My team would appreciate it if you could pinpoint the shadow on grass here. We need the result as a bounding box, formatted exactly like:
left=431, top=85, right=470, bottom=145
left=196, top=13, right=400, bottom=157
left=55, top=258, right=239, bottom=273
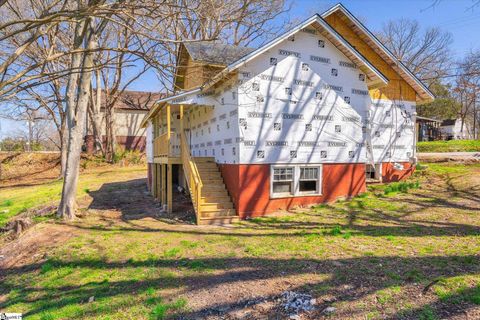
left=84, top=177, right=480, bottom=238
left=87, top=178, right=196, bottom=224
left=0, top=255, right=479, bottom=319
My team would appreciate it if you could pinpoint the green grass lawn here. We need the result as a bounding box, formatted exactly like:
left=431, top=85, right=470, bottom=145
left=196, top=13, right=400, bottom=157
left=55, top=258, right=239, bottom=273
left=1, top=162, right=479, bottom=319
left=417, top=139, right=480, bottom=152
left=0, top=166, right=146, bottom=227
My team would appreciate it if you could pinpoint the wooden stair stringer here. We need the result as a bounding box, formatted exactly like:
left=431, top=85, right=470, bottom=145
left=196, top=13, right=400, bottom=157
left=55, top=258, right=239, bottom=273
left=191, top=157, right=238, bottom=224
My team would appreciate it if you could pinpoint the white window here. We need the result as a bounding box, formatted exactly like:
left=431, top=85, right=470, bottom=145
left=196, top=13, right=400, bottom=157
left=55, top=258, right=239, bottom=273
left=272, top=167, right=295, bottom=196
left=299, top=167, right=320, bottom=194
left=271, top=165, right=322, bottom=198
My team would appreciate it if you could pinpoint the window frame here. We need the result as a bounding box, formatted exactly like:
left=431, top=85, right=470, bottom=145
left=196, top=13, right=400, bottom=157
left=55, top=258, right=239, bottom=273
left=271, top=165, right=295, bottom=198
left=270, top=164, right=323, bottom=198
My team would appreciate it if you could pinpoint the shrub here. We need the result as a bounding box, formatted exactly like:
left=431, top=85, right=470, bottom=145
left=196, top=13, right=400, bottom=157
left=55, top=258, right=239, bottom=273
left=384, top=181, right=420, bottom=195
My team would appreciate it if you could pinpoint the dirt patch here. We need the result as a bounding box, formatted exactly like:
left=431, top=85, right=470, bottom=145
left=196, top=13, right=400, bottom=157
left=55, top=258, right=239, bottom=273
left=0, top=152, right=60, bottom=188
left=0, top=152, right=146, bottom=189
left=0, top=222, right=78, bottom=270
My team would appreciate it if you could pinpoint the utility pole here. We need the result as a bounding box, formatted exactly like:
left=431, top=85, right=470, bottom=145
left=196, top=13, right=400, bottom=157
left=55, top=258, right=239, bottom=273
left=24, top=110, right=48, bottom=152
left=472, top=90, right=478, bottom=140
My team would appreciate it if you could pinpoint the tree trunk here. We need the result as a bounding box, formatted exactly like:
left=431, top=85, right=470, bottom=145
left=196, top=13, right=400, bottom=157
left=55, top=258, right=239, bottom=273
left=104, top=104, right=116, bottom=162
left=90, top=68, right=103, bottom=154
left=57, top=17, right=95, bottom=220
left=60, top=122, right=68, bottom=178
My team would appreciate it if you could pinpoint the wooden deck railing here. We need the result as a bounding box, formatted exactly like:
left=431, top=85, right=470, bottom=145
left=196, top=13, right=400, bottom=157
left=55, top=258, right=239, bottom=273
left=153, top=132, right=169, bottom=157
left=180, top=131, right=203, bottom=220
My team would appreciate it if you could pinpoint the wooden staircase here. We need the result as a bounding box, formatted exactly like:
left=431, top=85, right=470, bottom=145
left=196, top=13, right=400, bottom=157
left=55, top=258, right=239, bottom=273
left=180, top=132, right=238, bottom=225
left=193, top=158, right=239, bottom=225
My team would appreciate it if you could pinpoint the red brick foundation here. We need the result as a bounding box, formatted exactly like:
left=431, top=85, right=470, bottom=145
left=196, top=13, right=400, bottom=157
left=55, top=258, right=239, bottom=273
left=382, top=162, right=415, bottom=183
left=219, top=163, right=367, bottom=218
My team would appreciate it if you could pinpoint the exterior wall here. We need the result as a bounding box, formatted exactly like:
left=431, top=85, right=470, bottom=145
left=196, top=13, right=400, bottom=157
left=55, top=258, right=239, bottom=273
left=185, top=93, right=240, bottom=164
left=369, top=99, right=416, bottom=163
left=87, top=109, right=148, bottom=137
left=218, top=164, right=241, bottom=211
left=440, top=120, right=474, bottom=140
left=323, top=13, right=417, bottom=102
left=85, top=109, right=148, bottom=153
left=114, top=109, right=147, bottom=137
left=219, top=163, right=366, bottom=218
left=181, top=55, right=224, bottom=90
left=146, top=123, right=153, bottom=163
left=157, top=17, right=423, bottom=217
left=180, top=27, right=417, bottom=217
left=183, top=56, right=205, bottom=90
left=237, top=29, right=371, bottom=164
left=85, top=135, right=146, bottom=153
left=382, top=162, right=415, bottom=183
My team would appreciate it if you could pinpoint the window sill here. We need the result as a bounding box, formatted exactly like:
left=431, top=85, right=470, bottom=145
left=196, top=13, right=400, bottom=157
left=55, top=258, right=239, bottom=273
left=270, top=193, right=322, bottom=199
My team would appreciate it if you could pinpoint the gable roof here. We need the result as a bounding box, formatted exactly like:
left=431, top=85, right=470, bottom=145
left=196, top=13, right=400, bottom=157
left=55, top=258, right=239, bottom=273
left=143, top=4, right=437, bottom=126
left=184, top=41, right=255, bottom=66
left=203, top=13, right=389, bottom=91
left=321, top=3, right=435, bottom=103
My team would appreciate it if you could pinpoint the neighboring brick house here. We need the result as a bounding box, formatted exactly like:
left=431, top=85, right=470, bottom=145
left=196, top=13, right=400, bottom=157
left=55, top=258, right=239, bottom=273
left=85, top=90, right=163, bottom=153
left=141, top=3, right=434, bottom=224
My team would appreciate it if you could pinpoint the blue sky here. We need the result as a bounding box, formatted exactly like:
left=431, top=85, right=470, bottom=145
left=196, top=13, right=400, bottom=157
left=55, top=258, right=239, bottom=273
left=1, top=0, right=479, bottom=138
left=129, top=0, right=480, bottom=92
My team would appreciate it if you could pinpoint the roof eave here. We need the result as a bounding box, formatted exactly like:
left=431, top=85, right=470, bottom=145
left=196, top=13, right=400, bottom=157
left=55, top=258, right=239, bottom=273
left=321, top=4, right=435, bottom=102
left=140, top=88, right=202, bottom=128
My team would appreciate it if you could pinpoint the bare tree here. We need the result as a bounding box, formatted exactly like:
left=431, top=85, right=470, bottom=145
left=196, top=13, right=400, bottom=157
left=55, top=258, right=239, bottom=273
left=424, top=0, right=480, bottom=11
left=377, top=19, right=453, bottom=83
left=1, top=0, right=290, bottom=220
left=453, top=51, right=480, bottom=139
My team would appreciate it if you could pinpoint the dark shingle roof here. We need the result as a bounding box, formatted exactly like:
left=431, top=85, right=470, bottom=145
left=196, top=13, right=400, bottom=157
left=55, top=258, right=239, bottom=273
left=183, top=41, right=255, bottom=65
left=441, top=119, right=457, bottom=126
left=98, top=90, right=165, bottom=111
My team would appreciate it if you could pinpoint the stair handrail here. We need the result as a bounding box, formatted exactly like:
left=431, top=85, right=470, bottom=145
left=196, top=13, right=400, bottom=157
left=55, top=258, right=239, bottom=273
left=180, top=131, right=203, bottom=220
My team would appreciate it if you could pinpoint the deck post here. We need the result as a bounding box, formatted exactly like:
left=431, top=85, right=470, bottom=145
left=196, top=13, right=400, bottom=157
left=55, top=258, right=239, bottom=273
left=167, top=164, right=173, bottom=213
left=166, top=104, right=171, bottom=158
left=161, top=164, right=166, bottom=205
left=152, top=164, right=157, bottom=198
left=166, top=104, right=171, bottom=139
left=160, top=164, right=164, bottom=204
left=179, top=104, right=184, bottom=159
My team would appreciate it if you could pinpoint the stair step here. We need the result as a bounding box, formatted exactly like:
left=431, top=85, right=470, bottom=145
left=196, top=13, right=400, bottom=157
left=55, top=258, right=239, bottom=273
left=198, top=173, right=223, bottom=178
left=202, top=185, right=228, bottom=191
left=198, top=216, right=240, bottom=225
left=185, top=156, right=238, bottom=225
left=202, top=195, right=231, bottom=204
left=201, top=192, right=231, bottom=198
left=197, top=168, right=219, bottom=172
left=201, top=208, right=237, bottom=217
left=195, top=162, right=218, bottom=167
left=201, top=178, right=224, bottom=183
left=201, top=202, right=234, bottom=210
left=192, top=157, right=215, bottom=163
